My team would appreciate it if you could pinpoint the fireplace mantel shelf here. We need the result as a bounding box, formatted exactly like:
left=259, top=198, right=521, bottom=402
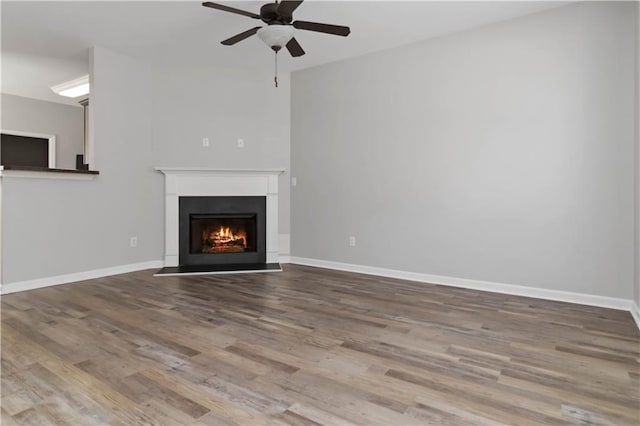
left=155, top=167, right=285, bottom=175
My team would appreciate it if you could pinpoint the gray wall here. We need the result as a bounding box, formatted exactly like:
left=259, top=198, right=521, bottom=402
left=151, top=65, right=291, bottom=241
left=291, top=2, right=636, bottom=299
left=1, top=93, right=83, bottom=169
left=635, top=1, right=640, bottom=308
left=1, top=46, right=160, bottom=285
left=0, top=47, right=292, bottom=285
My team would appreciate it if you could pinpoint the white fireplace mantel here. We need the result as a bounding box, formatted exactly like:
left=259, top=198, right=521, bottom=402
left=155, top=167, right=285, bottom=267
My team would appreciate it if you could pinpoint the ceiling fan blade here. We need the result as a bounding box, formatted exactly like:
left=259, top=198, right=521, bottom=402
left=202, top=2, right=260, bottom=19
left=286, top=37, right=305, bottom=57
left=221, top=26, right=261, bottom=45
left=277, top=0, right=303, bottom=17
left=292, top=20, right=350, bottom=36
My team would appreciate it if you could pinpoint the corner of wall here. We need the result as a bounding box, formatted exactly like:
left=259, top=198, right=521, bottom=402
left=635, top=1, right=640, bottom=308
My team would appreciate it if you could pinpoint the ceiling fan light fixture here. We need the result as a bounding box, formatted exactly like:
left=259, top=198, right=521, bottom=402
left=257, top=25, right=295, bottom=51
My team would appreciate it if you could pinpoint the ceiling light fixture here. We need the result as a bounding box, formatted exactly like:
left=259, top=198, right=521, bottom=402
left=50, top=75, right=90, bottom=98
left=256, top=25, right=295, bottom=52
left=256, top=25, right=295, bottom=88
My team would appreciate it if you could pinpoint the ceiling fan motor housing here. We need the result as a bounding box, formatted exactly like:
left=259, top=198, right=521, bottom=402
left=260, top=3, right=292, bottom=24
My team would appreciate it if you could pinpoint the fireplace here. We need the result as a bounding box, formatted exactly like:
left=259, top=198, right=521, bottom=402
left=179, top=196, right=266, bottom=266
left=155, top=168, right=284, bottom=275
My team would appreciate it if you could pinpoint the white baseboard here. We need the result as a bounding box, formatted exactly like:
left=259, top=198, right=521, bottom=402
left=2, top=256, right=286, bottom=295
left=631, top=302, right=640, bottom=331
left=289, top=256, right=637, bottom=316
left=279, top=255, right=291, bottom=264
left=3, top=255, right=637, bottom=331
left=0, top=260, right=164, bottom=295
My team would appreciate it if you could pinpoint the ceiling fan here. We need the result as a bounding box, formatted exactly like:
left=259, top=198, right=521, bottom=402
left=202, top=0, right=351, bottom=58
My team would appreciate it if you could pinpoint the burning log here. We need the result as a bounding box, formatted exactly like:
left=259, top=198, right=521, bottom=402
left=202, top=226, right=247, bottom=253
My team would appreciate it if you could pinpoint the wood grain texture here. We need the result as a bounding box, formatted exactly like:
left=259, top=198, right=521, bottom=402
left=1, top=264, right=638, bottom=425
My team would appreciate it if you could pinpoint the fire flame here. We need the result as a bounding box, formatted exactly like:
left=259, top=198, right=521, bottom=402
left=210, top=226, right=246, bottom=247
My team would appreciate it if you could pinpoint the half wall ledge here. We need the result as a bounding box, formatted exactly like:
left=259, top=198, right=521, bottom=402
left=0, top=165, right=99, bottom=180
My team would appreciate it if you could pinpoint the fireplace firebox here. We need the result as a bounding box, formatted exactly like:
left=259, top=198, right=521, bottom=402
left=179, top=196, right=266, bottom=265
left=190, top=214, right=257, bottom=254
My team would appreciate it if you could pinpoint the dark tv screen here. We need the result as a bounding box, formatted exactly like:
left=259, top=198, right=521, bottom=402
left=0, top=133, right=49, bottom=167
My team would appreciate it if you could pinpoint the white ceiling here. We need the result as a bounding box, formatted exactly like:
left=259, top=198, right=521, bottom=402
left=2, top=51, right=89, bottom=106
left=1, top=1, right=570, bottom=102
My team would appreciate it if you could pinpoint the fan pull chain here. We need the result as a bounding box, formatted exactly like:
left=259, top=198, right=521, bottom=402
left=274, top=51, right=279, bottom=88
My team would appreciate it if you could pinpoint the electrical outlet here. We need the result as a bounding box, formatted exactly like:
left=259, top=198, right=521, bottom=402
left=237, top=138, right=245, bottom=148
left=291, top=177, right=297, bottom=187
left=202, top=137, right=210, bottom=147
left=130, top=237, right=138, bottom=248
left=349, top=236, right=356, bottom=247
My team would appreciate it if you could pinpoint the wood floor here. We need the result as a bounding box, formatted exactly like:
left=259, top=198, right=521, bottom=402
left=1, top=264, right=638, bottom=425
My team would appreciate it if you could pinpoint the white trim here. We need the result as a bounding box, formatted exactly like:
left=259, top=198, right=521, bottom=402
left=289, top=256, right=635, bottom=313
left=155, top=167, right=286, bottom=175
left=279, top=255, right=291, bottom=264
left=631, top=302, right=640, bottom=331
left=0, top=166, right=97, bottom=180
left=1, top=129, right=56, bottom=168
left=87, top=49, right=96, bottom=169
left=154, top=268, right=282, bottom=277
left=0, top=260, right=163, bottom=295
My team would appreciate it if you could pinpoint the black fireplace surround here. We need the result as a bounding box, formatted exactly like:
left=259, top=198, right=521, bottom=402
left=179, top=196, right=266, bottom=266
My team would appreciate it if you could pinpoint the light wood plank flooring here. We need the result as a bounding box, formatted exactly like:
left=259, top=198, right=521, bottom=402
left=1, top=264, right=639, bottom=425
